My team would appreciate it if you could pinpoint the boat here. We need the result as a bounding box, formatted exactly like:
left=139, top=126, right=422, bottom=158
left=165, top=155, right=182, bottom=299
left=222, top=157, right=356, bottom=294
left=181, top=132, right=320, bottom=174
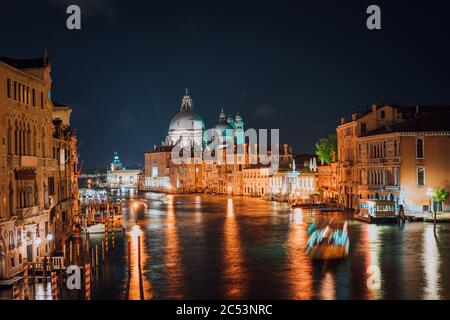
left=291, top=202, right=324, bottom=209
left=354, top=199, right=398, bottom=224
left=81, top=223, right=124, bottom=234
left=305, top=221, right=349, bottom=260
left=320, top=207, right=344, bottom=212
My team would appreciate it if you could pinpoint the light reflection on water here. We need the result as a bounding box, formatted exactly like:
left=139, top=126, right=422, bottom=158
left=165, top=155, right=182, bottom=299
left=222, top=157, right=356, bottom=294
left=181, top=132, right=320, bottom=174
left=2, top=193, right=450, bottom=300
left=222, top=197, right=247, bottom=299
left=286, top=208, right=313, bottom=299
left=422, top=226, right=441, bottom=300
left=163, top=194, right=184, bottom=299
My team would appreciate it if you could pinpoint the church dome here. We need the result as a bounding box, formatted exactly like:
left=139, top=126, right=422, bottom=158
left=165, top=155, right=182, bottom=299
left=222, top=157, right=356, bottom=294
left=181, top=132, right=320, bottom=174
left=166, top=89, right=206, bottom=147
left=215, top=109, right=233, bottom=133
left=169, top=110, right=205, bottom=132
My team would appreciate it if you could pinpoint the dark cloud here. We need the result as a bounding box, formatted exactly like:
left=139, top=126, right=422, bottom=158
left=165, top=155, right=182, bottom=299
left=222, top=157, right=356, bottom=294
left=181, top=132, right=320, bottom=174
left=252, top=103, right=277, bottom=120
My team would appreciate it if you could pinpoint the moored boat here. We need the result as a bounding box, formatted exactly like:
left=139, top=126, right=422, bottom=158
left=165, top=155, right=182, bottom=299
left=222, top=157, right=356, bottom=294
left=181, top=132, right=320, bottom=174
left=354, top=199, right=398, bottom=224
left=81, top=223, right=124, bottom=234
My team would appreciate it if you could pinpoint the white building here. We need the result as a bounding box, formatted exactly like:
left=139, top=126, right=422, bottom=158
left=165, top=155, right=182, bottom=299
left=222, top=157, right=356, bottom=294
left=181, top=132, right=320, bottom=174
left=106, top=152, right=140, bottom=191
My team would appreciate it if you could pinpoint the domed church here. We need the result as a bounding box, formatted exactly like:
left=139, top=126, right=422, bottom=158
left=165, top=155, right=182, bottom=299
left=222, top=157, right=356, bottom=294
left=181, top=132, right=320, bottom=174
left=163, top=90, right=244, bottom=148
left=164, top=89, right=206, bottom=148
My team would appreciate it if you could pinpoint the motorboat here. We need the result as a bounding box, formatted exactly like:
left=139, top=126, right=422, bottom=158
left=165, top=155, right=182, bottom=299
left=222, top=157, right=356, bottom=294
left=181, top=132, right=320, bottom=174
left=305, top=221, right=349, bottom=260
left=354, top=199, right=398, bottom=224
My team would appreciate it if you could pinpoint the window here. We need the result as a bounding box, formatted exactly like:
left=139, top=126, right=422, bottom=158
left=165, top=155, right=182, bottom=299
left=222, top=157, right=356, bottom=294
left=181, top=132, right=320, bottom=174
left=14, top=81, right=17, bottom=100
left=417, top=167, right=425, bottom=186
left=381, top=110, right=385, bottom=119
left=11, top=257, right=15, bottom=268
left=361, top=123, right=367, bottom=135
left=40, top=92, right=44, bottom=109
left=9, top=231, right=15, bottom=249
left=32, top=88, right=36, bottom=106
left=7, top=78, right=11, bottom=98
left=48, top=177, right=55, bottom=195
left=416, top=138, right=424, bottom=159
left=17, top=229, right=22, bottom=247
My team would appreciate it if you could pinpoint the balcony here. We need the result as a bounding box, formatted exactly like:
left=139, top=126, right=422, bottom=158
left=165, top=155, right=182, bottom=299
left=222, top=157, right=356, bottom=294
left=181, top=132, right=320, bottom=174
left=7, top=155, right=38, bottom=168
left=21, top=156, right=38, bottom=167
left=17, top=206, right=39, bottom=219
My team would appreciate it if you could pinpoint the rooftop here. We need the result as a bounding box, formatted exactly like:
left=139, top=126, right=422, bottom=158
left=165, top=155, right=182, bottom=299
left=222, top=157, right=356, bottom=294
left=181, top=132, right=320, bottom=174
left=0, top=56, right=49, bottom=69
left=363, top=110, right=450, bottom=136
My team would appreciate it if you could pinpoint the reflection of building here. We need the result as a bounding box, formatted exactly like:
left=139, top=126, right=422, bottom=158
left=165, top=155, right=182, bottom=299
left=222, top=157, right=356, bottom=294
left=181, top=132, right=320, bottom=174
left=337, top=104, right=450, bottom=212
left=106, top=152, right=141, bottom=190
left=0, top=54, right=78, bottom=279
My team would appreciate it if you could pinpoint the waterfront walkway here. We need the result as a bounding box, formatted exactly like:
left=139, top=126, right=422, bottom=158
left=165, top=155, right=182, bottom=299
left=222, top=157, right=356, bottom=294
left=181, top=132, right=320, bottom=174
left=406, top=212, right=450, bottom=223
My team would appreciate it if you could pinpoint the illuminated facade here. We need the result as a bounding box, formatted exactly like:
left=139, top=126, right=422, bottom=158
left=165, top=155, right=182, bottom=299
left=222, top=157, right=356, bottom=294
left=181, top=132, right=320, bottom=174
left=106, top=152, right=141, bottom=190
left=144, top=91, right=246, bottom=194
left=317, top=162, right=339, bottom=202
left=338, top=104, right=450, bottom=212
left=0, top=55, right=78, bottom=279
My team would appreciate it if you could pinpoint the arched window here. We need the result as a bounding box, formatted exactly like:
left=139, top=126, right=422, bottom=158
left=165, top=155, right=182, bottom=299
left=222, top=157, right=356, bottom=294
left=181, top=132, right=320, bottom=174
left=394, top=140, right=398, bottom=157
left=26, top=124, right=31, bottom=155
left=416, top=138, right=424, bottom=159
left=14, top=120, right=18, bottom=155
left=417, top=167, right=425, bottom=186
left=33, top=126, right=37, bottom=156
left=7, top=120, right=12, bottom=155
left=41, top=128, right=46, bottom=158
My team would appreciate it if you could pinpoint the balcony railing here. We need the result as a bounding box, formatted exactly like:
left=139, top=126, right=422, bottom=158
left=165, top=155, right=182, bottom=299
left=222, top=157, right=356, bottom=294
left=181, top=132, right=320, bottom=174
left=17, top=206, right=39, bottom=219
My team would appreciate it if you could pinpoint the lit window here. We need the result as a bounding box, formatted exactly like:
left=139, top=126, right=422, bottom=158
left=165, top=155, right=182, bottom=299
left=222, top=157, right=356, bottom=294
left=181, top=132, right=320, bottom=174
left=417, top=167, right=425, bottom=186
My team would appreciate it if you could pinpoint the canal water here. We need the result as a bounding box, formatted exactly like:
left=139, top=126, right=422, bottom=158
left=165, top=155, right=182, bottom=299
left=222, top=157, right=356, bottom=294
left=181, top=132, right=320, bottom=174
left=2, top=192, right=450, bottom=300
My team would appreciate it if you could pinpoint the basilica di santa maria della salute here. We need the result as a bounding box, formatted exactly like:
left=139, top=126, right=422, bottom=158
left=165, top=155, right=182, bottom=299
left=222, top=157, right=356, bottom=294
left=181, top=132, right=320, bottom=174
left=144, top=90, right=251, bottom=195
left=162, top=89, right=244, bottom=149
left=143, top=90, right=306, bottom=197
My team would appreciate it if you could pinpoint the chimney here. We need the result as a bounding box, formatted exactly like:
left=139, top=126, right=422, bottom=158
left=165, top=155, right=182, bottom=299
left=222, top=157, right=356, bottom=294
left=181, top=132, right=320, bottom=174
left=416, top=105, right=420, bottom=114
left=371, top=104, right=377, bottom=112
left=340, top=117, right=345, bottom=125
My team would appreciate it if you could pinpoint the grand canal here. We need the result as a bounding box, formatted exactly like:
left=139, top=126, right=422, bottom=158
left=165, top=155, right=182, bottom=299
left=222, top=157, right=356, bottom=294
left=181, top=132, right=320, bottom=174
left=2, top=192, right=450, bottom=300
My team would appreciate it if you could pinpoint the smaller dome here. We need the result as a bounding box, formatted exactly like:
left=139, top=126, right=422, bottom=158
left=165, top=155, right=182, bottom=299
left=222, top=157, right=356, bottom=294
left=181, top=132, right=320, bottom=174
left=235, top=112, right=243, bottom=123
left=215, top=108, right=233, bottom=133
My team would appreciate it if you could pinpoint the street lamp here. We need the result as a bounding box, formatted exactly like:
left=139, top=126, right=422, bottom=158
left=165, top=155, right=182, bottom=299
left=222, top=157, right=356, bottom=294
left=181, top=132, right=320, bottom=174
left=427, top=188, right=433, bottom=213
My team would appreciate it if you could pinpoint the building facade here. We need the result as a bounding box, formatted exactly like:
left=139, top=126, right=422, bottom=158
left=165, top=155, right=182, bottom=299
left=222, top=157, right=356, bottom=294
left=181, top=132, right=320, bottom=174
left=337, top=104, right=450, bottom=212
left=0, top=55, right=78, bottom=279
left=106, top=152, right=141, bottom=191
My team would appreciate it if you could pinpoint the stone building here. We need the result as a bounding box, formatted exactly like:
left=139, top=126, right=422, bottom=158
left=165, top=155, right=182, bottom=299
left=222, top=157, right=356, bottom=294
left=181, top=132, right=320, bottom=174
left=337, top=104, right=450, bottom=212
left=0, top=54, right=78, bottom=279
left=144, top=91, right=246, bottom=194
left=317, top=162, right=339, bottom=202
left=106, top=152, right=141, bottom=191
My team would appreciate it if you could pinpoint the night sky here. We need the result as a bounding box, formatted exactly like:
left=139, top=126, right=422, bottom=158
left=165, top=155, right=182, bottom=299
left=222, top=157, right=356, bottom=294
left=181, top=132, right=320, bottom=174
left=1, top=0, right=450, bottom=169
